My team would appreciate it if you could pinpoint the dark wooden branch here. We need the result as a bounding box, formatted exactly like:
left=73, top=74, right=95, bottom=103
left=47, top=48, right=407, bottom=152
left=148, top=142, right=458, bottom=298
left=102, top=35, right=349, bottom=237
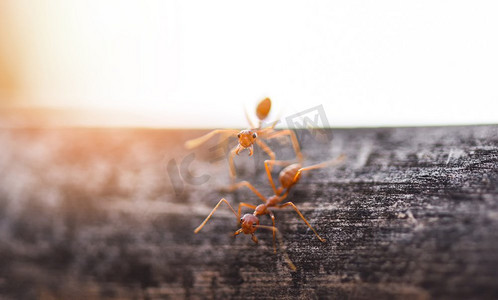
left=0, top=125, right=497, bottom=299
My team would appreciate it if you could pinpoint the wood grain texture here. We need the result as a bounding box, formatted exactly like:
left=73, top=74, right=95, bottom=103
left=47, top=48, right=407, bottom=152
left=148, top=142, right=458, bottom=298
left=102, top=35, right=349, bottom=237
left=0, top=125, right=497, bottom=299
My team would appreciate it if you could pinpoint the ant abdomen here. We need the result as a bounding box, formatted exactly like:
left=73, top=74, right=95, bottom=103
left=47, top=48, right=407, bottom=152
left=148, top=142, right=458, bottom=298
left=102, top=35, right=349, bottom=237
left=279, top=163, right=302, bottom=189
left=256, top=97, right=271, bottom=120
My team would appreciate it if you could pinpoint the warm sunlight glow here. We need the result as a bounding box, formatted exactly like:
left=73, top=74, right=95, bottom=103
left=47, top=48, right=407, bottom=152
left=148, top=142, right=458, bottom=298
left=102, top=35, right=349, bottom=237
left=7, top=1, right=177, bottom=109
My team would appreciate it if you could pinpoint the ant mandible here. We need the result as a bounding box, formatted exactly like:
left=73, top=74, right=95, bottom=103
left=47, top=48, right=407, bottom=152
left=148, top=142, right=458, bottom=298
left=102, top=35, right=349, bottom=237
left=184, top=97, right=303, bottom=179
left=193, top=154, right=346, bottom=252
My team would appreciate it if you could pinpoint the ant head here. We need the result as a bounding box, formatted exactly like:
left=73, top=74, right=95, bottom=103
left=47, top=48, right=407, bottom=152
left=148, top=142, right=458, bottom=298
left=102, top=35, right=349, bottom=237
left=239, top=214, right=260, bottom=235
left=236, top=130, right=257, bottom=153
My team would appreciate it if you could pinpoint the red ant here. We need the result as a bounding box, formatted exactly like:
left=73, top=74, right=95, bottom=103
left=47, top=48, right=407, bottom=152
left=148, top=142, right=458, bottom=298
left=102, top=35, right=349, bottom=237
left=193, top=154, right=346, bottom=252
left=184, top=97, right=303, bottom=179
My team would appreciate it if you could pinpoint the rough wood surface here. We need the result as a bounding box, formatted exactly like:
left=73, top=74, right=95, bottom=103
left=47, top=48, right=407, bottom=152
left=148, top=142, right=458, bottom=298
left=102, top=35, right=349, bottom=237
left=0, top=125, right=497, bottom=299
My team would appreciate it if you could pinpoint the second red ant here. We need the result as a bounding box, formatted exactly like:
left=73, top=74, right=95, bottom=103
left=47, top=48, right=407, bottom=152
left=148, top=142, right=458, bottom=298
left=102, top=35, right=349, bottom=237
left=194, top=154, right=346, bottom=252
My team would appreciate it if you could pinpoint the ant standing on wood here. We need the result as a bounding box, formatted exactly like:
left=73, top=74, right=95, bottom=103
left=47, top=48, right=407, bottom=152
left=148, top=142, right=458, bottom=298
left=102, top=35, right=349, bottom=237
left=193, top=154, right=346, bottom=252
left=184, top=98, right=304, bottom=179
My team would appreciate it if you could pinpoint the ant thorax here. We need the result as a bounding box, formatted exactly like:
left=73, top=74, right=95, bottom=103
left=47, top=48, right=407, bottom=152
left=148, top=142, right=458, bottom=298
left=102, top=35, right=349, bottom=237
left=267, top=195, right=280, bottom=207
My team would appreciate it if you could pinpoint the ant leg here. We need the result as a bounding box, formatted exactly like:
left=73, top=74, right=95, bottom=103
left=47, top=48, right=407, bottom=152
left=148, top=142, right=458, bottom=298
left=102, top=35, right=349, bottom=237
left=194, top=198, right=237, bottom=234
left=265, top=159, right=294, bottom=167
left=269, top=210, right=277, bottom=253
left=185, top=129, right=239, bottom=149
left=265, top=129, right=303, bottom=164
left=264, top=159, right=298, bottom=197
left=264, top=160, right=290, bottom=196
left=255, top=139, right=277, bottom=173
left=269, top=118, right=280, bottom=129
left=290, top=154, right=347, bottom=185
left=226, top=181, right=266, bottom=203
left=228, top=145, right=239, bottom=181
left=255, top=139, right=276, bottom=162
left=237, top=202, right=257, bottom=220
left=255, top=224, right=297, bottom=271
left=259, top=118, right=280, bottom=130
left=244, top=106, right=256, bottom=128
left=278, top=202, right=326, bottom=242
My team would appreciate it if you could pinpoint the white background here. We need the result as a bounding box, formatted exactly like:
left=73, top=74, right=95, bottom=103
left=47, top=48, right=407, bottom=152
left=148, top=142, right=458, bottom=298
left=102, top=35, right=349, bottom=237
left=3, top=1, right=498, bottom=128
